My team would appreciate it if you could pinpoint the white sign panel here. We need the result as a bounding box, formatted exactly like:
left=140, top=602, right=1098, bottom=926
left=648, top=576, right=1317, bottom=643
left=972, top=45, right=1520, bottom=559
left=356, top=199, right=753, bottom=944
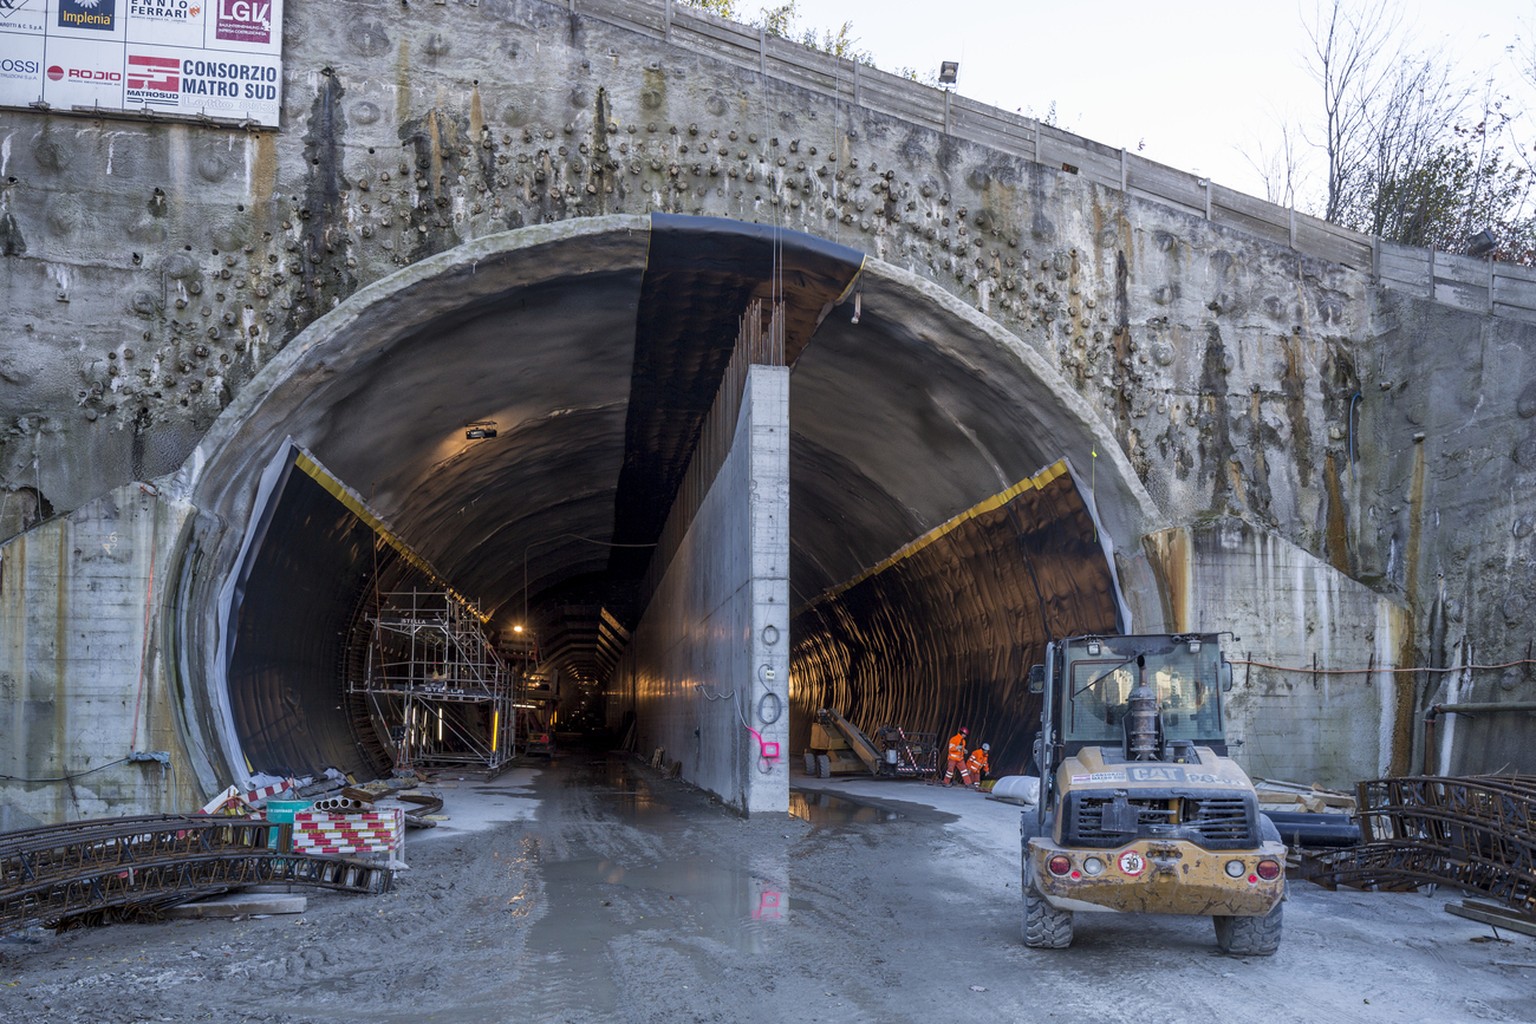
left=0, top=0, right=284, bottom=127
left=43, top=35, right=122, bottom=109
left=0, top=0, right=48, bottom=36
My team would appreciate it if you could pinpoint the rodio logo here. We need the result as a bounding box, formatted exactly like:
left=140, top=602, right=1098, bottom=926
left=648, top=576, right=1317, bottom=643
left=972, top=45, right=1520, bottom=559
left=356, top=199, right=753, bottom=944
left=47, top=64, right=122, bottom=84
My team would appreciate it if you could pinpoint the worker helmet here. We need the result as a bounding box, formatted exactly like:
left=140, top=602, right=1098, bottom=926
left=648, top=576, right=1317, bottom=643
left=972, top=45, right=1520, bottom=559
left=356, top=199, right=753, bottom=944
left=982, top=743, right=990, bottom=751
left=960, top=726, right=968, bottom=735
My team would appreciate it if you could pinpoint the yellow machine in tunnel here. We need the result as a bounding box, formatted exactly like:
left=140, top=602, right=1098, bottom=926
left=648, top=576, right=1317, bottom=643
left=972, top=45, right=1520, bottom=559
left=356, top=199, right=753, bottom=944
left=804, top=708, right=937, bottom=779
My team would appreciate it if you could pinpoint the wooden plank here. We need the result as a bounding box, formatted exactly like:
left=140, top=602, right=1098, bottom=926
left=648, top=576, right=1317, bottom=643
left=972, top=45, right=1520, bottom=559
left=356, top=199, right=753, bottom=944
left=1378, top=250, right=1432, bottom=289
left=678, top=15, right=761, bottom=57
left=1216, top=187, right=1290, bottom=224
left=1125, top=162, right=1205, bottom=215
left=949, top=102, right=1041, bottom=155
left=1434, top=253, right=1493, bottom=287
left=1294, top=221, right=1371, bottom=270
left=860, top=83, right=944, bottom=133
left=1211, top=203, right=1291, bottom=249
left=577, top=0, right=668, bottom=34
left=1491, top=302, right=1536, bottom=323
left=1050, top=144, right=1121, bottom=186
left=1446, top=901, right=1536, bottom=937
left=1492, top=274, right=1536, bottom=308
left=1433, top=279, right=1489, bottom=312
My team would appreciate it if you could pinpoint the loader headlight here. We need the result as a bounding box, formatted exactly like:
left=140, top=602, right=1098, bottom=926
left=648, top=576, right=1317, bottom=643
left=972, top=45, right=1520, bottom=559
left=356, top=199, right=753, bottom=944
left=1082, top=857, right=1105, bottom=877
left=1224, top=859, right=1245, bottom=878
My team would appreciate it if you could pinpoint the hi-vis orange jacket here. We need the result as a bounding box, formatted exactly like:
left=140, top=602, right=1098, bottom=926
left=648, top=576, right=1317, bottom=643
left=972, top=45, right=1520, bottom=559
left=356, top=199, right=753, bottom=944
left=947, top=732, right=968, bottom=761
left=966, top=747, right=990, bottom=777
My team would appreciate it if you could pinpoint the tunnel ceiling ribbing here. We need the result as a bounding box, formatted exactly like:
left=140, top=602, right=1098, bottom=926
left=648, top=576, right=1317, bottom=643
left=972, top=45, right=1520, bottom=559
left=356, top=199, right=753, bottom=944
left=790, top=461, right=1121, bottom=778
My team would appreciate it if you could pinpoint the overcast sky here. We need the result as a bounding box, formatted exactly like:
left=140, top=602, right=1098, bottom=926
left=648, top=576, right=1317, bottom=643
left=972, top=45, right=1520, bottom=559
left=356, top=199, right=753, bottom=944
left=797, top=0, right=1535, bottom=205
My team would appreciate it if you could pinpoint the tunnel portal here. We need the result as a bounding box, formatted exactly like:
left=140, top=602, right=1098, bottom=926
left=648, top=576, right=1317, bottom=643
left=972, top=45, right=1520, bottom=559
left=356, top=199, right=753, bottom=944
left=188, top=214, right=1144, bottom=809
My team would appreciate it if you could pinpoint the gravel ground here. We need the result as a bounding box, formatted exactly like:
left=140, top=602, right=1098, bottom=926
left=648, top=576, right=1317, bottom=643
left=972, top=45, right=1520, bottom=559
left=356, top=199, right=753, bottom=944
left=2, top=752, right=1532, bottom=1023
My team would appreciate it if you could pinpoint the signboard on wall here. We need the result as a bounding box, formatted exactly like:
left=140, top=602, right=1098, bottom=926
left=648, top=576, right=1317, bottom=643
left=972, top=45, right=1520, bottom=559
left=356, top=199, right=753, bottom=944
left=0, top=0, right=284, bottom=127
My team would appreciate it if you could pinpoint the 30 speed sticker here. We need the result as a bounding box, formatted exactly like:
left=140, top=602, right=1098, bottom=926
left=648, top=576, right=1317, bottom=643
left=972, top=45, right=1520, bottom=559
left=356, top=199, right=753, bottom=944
left=1118, top=850, right=1146, bottom=876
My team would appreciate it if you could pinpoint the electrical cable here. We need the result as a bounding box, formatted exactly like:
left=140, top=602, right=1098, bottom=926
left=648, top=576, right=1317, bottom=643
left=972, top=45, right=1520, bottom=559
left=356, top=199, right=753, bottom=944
left=1230, top=657, right=1536, bottom=676
left=1, top=757, right=134, bottom=783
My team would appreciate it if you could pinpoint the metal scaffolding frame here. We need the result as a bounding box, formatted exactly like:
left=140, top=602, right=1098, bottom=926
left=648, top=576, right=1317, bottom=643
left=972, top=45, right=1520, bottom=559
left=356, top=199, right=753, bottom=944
left=351, top=589, right=516, bottom=775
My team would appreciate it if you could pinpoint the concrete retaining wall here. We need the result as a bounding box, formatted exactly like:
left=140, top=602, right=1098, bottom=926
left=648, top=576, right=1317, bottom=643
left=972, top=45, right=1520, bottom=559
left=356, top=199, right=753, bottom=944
left=0, top=485, right=203, bottom=827
left=1141, top=520, right=1412, bottom=790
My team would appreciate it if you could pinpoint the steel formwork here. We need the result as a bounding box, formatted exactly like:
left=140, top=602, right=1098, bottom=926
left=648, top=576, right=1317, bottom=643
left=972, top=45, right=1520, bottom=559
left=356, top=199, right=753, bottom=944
left=1309, top=775, right=1536, bottom=919
left=0, top=815, right=393, bottom=935
left=352, top=589, right=517, bottom=774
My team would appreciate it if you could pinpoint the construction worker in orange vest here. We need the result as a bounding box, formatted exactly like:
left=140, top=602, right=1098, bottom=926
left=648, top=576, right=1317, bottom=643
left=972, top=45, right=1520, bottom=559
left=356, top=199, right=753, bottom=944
left=942, top=727, right=971, bottom=786
left=966, top=742, right=991, bottom=789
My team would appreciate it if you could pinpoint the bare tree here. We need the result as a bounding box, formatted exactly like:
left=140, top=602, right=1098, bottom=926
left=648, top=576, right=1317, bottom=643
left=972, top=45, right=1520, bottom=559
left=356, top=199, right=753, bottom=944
left=1244, top=121, right=1306, bottom=209
left=1289, top=0, right=1536, bottom=260
left=1303, top=0, right=1404, bottom=222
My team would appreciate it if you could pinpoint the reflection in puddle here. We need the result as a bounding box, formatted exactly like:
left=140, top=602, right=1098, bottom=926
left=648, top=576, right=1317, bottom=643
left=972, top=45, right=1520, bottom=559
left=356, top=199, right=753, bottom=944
left=789, top=789, right=903, bottom=824
left=540, top=854, right=785, bottom=954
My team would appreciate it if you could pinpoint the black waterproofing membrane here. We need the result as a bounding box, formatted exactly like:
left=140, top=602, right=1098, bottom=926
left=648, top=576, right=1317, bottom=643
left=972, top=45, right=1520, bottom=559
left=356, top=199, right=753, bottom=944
left=608, top=214, right=864, bottom=576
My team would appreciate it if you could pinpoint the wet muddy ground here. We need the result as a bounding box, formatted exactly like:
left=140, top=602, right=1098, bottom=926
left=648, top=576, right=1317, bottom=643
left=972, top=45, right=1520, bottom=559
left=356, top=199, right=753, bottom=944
left=2, top=752, right=1532, bottom=1023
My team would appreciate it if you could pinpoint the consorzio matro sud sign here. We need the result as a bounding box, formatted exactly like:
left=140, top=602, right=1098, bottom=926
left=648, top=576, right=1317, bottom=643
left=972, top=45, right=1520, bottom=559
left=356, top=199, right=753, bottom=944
left=0, top=0, right=284, bottom=128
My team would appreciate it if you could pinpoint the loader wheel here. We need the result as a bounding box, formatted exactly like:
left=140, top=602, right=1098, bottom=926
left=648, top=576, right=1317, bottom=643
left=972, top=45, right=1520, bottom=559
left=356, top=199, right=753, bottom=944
left=1214, top=901, right=1283, bottom=956
left=1022, top=873, right=1073, bottom=949
left=816, top=754, right=831, bottom=778
left=804, top=751, right=816, bottom=776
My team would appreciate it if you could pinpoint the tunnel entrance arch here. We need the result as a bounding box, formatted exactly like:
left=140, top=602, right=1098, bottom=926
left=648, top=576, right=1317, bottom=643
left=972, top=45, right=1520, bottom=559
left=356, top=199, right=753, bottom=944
left=171, top=214, right=1162, bottom=804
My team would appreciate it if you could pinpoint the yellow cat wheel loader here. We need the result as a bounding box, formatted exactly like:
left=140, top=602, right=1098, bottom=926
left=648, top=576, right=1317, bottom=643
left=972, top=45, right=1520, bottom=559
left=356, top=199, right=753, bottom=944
left=1021, top=632, right=1286, bottom=956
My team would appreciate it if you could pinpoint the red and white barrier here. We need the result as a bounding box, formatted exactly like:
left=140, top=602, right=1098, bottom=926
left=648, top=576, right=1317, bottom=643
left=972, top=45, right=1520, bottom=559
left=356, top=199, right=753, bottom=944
left=198, top=777, right=300, bottom=816
left=292, top=808, right=405, bottom=867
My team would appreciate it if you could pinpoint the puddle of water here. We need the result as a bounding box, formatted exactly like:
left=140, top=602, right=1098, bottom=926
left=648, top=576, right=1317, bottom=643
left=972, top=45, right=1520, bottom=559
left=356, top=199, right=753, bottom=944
left=536, top=854, right=784, bottom=955
left=788, top=789, right=903, bottom=825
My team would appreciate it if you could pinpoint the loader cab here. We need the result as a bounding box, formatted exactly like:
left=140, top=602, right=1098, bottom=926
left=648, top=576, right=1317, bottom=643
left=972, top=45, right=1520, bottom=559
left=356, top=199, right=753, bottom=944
left=1029, top=633, right=1234, bottom=807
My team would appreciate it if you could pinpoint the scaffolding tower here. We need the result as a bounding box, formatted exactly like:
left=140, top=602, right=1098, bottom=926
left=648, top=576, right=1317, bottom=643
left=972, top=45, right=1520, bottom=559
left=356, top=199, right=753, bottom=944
left=351, top=589, right=516, bottom=776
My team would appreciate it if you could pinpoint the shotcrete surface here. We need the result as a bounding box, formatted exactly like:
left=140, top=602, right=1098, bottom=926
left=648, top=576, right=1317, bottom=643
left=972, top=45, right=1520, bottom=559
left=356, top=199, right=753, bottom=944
left=0, top=753, right=1527, bottom=1023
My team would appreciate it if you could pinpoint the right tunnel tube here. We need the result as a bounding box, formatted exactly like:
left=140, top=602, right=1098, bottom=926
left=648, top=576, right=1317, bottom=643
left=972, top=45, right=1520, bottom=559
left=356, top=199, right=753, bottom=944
left=789, top=458, right=1126, bottom=778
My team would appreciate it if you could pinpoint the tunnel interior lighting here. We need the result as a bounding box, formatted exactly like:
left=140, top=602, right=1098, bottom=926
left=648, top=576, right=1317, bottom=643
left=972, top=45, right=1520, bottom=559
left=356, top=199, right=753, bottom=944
left=938, top=61, right=959, bottom=85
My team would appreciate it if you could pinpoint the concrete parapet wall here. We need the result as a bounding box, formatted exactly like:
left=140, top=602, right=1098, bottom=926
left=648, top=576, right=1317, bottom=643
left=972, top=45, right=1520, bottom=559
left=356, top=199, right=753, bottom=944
left=626, top=366, right=789, bottom=813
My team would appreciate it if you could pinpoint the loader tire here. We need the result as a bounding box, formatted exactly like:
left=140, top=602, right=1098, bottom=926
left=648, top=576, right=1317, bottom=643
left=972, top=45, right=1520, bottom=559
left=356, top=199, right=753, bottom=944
left=816, top=754, right=831, bottom=779
left=804, top=751, right=816, bottom=775
left=1214, top=901, right=1283, bottom=956
left=1022, top=873, right=1073, bottom=949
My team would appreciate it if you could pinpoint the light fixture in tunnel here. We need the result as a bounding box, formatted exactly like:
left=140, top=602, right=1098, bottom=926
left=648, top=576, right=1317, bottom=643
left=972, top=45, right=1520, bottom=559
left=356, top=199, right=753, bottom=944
left=465, top=420, right=498, bottom=439
left=939, top=60, right=959, bottom=85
